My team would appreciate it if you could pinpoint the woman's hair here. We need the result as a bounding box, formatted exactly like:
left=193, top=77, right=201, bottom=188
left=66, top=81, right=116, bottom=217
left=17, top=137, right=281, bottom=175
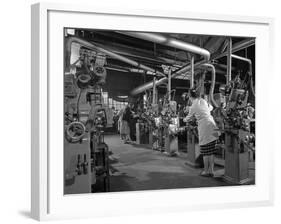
left=189, top=88, right=199, bottom=98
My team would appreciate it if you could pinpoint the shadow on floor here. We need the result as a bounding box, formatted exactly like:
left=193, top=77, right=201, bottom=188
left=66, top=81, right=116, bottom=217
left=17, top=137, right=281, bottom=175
left=109, top=169, right=233, bottom=192
left=110, top=173, right=138, bottom=192
left=18, top=210, right=32, bottom=219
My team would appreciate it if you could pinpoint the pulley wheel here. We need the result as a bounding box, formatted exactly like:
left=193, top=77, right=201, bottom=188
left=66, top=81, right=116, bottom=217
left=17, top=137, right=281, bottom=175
left=66, top=121, right=86, bottom=143
left=93, top=65, right=106, bottom=77
left=77, top=74, right=91, bottom=83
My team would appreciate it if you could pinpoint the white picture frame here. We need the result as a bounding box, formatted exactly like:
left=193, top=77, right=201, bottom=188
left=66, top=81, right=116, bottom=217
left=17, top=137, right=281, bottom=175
left=31, top=2, right=275, bottom=221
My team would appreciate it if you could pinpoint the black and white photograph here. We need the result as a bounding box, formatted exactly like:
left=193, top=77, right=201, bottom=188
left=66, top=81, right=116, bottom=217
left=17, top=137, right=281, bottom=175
left=63, top=28, right=255, bottom=194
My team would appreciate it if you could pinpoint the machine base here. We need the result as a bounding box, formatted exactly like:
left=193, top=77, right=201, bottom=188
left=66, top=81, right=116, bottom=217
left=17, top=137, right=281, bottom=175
left=223, top=175, right=253, bottom=185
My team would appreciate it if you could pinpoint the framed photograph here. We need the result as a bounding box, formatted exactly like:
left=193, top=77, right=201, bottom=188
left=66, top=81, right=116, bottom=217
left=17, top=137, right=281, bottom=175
left=31, top=2, right=274, bottom=221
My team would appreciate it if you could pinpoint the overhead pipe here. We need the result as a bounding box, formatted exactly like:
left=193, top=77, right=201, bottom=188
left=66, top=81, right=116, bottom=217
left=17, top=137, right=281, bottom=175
left=130, top=59, right=210, bottom=95
left=128, top=32, right=211, bottom=95
left=65, top=36, right=165, bottom=77
left=231, top=54, right=255, bottom=97
left=94, top=41, right=182, bottom=66
left=201, top=63, right=218, bottom=108
left=118, top=32, right=211, bottom=61
left=231, top=54, right=252, bottom=74
left=130, top=38, right=255, bottom=95
left=198, top=71, right=206, bottom=97
left=131, top=62, right=195, bottom=95
left=214, top=63, right=236, bottom=71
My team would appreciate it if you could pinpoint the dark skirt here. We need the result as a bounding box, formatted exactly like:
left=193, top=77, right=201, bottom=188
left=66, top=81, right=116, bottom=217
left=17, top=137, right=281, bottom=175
left=200, top=140, right=217, bottom=156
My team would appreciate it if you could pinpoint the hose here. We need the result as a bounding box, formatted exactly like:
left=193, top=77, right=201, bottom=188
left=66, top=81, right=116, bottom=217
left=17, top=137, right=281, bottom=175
left=249, top=75, right=255, bottom=98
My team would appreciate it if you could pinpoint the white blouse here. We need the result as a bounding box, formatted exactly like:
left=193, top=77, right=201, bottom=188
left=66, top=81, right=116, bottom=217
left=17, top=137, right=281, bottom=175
left=184, top=98, right=219, bottom=146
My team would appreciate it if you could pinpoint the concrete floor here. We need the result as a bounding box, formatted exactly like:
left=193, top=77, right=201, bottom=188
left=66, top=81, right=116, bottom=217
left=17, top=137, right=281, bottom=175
left=105, top=134, right=250, bottom=192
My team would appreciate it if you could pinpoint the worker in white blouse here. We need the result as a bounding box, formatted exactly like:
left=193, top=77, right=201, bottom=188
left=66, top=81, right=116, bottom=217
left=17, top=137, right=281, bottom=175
left=183, top=89, right=220, bottom=177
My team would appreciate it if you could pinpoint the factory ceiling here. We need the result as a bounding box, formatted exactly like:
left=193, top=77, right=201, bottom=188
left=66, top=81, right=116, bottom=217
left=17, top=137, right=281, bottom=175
left=66, top=28, right=255, bottom=99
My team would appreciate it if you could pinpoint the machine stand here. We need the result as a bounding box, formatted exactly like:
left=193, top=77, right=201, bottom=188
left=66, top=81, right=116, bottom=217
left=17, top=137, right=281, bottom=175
left=136, top=122, right=150, bottom=145
left=164, top=127, right=179, bottom=156
left=223, top=129, right=253, bottom=185
left=185, top=129, right=203, bottom=167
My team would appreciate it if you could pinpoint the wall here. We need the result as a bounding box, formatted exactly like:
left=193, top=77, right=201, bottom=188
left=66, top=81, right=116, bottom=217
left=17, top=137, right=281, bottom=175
left=0, top=0, right=279, bottom=223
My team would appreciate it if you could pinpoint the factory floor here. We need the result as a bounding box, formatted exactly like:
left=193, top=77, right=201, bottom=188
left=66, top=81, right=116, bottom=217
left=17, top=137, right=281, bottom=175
left=105, top=134, right=255, bottom=192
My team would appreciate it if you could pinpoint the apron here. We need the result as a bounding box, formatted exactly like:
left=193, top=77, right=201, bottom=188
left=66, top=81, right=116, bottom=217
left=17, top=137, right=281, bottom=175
left=197, top=116, right=218, bottom=146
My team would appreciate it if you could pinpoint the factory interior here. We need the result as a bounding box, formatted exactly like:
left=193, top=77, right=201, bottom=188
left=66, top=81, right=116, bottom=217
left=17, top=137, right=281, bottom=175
left=64, top=28, right=255, bottom=194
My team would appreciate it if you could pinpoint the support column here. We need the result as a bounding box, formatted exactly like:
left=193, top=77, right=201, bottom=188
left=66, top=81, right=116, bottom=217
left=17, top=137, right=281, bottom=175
left=168, top=68, right=171, bottom=101
left=190, top=56, right=194, bottom=89
left=152, top=76, right=156, bottom=104
left=226, top=37, right=232, bottom=85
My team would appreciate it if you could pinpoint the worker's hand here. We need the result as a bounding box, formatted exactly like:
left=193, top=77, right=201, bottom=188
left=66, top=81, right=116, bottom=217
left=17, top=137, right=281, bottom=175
left=212, top=131, right=220, bottom=138
left=184, top=106, right=189, bottom=114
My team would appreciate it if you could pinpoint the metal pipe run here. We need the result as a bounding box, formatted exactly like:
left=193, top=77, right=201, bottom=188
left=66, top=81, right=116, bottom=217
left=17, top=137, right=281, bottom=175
left=231, top=54, right=255, bottom=97
left=201, top=63, right=218, bottom=108
left=118, top=32, right=211, bottom=61
left=231, top=54, right=252, bottom=73
left=65, top=36, right=165, bottom=76
left=130, top=38, right=255, bottom=95
left=130, top=59, right=209, bottom=95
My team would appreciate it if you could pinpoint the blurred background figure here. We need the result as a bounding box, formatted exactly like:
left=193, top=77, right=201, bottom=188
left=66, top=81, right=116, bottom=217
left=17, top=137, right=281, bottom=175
left=118, top=105, right=132, bottom=143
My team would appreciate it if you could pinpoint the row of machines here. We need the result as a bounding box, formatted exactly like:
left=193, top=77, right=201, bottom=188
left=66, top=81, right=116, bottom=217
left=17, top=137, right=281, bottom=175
left=136, top=64, right=255, bottom=185
left=64, top=43, right=110, bottom=194
left=139, top=96, right=180, bottom=156
left=136, top=67, right=180, bottom=156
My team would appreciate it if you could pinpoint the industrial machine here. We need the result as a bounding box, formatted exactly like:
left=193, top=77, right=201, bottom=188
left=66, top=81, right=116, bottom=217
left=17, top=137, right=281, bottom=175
left=219, top=72, right=255, bottom=184
left=64, top=37, right=110, bottom=194
left=184, top=118, right=203, bottom=167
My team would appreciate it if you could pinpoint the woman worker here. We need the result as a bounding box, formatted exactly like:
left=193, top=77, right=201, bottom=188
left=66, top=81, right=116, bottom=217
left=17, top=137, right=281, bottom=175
left=118, top=105, right=132, bottom=144
left=183, top=89, right=220, bottom=177
left=117, top=107, right=125, bottom=140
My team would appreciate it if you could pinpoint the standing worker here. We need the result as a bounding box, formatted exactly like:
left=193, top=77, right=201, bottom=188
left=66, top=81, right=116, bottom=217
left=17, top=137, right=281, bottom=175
left=117, top=107, right=125, bottom=140
left=183, top=89, right=220, bottom=177
left=119, top=105, right=132, bottom=144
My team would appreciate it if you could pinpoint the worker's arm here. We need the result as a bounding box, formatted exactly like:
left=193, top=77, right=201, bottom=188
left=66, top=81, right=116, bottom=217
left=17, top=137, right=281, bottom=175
left=117, top=109, right=123, bottom=117
left=208, top=102, right=213, bottom=112
left=183, top=105, right=196, bottom=123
